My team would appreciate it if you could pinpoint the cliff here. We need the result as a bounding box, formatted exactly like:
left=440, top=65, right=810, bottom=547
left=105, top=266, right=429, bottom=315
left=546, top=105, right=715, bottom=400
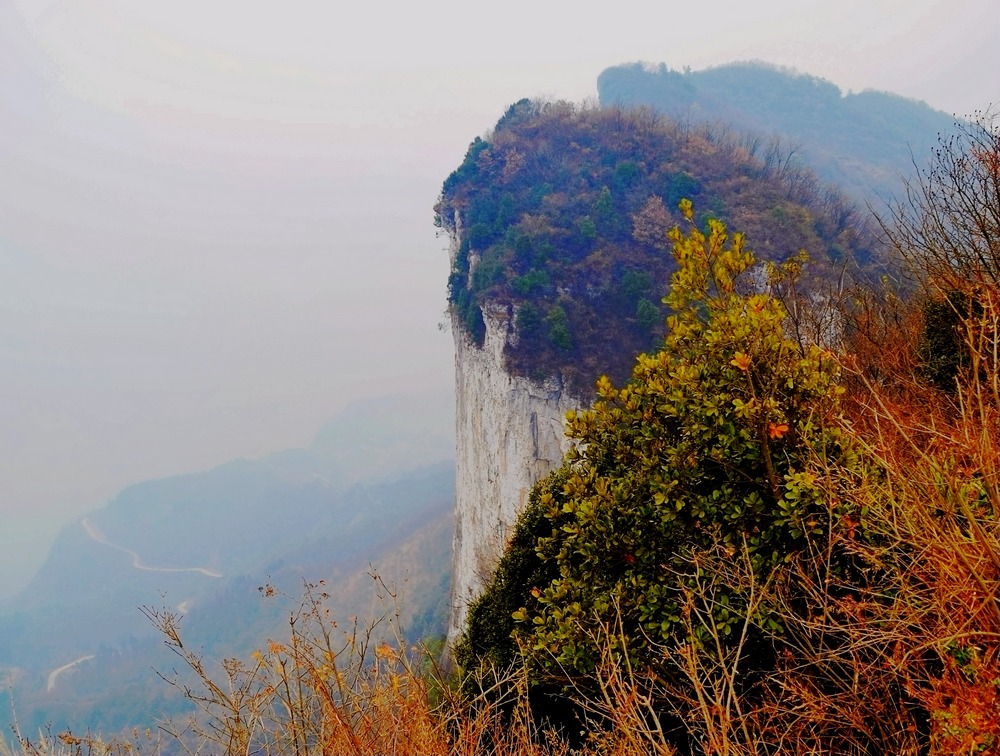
left=438, top=99, right=881, bottom=652
left=446, top=228, right=578, bottom=647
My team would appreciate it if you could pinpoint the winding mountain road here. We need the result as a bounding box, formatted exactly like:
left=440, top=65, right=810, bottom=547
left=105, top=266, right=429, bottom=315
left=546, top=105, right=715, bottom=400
left=45, top=520, right=220, bottom=693
left=46, top=654, right=94, bottom=692
left=81, top=517, right=222, bottom=577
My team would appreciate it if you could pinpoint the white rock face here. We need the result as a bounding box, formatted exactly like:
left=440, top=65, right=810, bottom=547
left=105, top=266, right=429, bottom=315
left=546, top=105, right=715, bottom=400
left=445, top=234, right=580, bottom=650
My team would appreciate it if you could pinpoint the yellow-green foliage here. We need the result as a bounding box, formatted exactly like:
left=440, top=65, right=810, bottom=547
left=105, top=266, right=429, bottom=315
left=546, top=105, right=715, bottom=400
left=508, top=201, right=863, bottom=678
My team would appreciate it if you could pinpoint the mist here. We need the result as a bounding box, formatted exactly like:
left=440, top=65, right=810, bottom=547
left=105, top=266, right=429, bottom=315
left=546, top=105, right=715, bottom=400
left=1, top=0, right=997, bottom=599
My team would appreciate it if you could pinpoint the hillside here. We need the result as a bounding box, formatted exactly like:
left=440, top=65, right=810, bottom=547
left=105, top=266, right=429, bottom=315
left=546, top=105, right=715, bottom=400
left=597, top=61, right=959, bottom=204
left=0, top=392, right=455, bottom=736
left=436, top=99, right=878, bottom=400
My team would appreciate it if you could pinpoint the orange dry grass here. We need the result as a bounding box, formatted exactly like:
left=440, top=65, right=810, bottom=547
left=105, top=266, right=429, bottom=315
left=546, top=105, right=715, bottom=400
left=836, top=288, right=1000, bottom=755
left=147, top=581, right=641, bottom=756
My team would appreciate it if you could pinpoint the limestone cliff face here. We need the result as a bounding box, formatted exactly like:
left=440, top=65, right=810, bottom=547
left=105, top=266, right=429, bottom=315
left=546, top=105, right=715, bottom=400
left=445, top=235, right=579, bottom=649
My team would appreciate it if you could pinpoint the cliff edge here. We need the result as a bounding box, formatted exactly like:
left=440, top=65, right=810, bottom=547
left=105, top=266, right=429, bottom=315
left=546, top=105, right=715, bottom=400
left=445, top=224, right=577, bottom=648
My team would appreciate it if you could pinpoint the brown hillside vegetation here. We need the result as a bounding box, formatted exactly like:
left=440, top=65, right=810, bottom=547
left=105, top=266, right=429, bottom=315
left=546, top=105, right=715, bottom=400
left=436, top=100, right=876, bottom=400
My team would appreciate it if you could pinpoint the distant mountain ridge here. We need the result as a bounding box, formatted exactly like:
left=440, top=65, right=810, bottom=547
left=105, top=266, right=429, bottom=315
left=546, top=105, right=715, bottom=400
left=598, top=61, right=960, bottom=203
left=0, top=391, right=455, bottom=735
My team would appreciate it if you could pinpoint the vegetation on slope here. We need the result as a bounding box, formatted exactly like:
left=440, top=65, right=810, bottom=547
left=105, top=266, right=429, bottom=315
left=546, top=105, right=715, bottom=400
left=436, top=99, right=875, bottom=400
left=460, top=202, right=864, bottom=682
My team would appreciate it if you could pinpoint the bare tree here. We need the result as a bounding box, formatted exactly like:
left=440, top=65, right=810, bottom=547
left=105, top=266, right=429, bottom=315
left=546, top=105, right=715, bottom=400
left=882, top=109, right=1000, bottom=289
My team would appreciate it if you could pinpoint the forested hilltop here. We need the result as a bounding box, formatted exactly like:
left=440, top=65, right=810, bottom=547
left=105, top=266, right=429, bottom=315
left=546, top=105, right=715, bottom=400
left=598, top=61, right=958, bottom=202
left=436, top=99, right=876, bottom=399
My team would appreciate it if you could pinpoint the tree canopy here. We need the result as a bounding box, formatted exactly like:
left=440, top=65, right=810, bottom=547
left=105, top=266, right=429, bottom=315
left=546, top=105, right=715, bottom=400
left=437, top=100, right=876, bottom=400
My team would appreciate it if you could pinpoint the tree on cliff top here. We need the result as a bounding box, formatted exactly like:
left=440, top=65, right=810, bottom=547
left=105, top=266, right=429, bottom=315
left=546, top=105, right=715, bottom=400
left=436, top=100, right=876, bottom=401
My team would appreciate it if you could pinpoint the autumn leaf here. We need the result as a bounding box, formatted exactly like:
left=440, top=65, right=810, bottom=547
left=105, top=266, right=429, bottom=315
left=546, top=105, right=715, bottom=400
left=768, top=422, right=790, bottom=439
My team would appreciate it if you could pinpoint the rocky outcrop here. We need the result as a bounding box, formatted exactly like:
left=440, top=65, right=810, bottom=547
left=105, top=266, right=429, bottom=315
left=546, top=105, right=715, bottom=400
left=445, top=234, right=579, bottom=649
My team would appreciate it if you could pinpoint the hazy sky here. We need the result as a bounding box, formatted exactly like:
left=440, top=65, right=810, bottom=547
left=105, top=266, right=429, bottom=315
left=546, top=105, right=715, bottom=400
left=1, top=0, right=997, bottom=599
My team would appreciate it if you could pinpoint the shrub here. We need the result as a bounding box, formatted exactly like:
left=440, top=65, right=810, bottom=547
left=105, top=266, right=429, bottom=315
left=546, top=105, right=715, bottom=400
left=512, top=202, right=862, bottom=681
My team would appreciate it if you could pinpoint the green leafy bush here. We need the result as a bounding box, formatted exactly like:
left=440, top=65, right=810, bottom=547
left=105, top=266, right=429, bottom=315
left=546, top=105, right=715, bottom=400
left=544, top=305, right=572, bottom=352
left=524, top=204, right=862, bottom=674
left=464, top=205, right=866, bottom=702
